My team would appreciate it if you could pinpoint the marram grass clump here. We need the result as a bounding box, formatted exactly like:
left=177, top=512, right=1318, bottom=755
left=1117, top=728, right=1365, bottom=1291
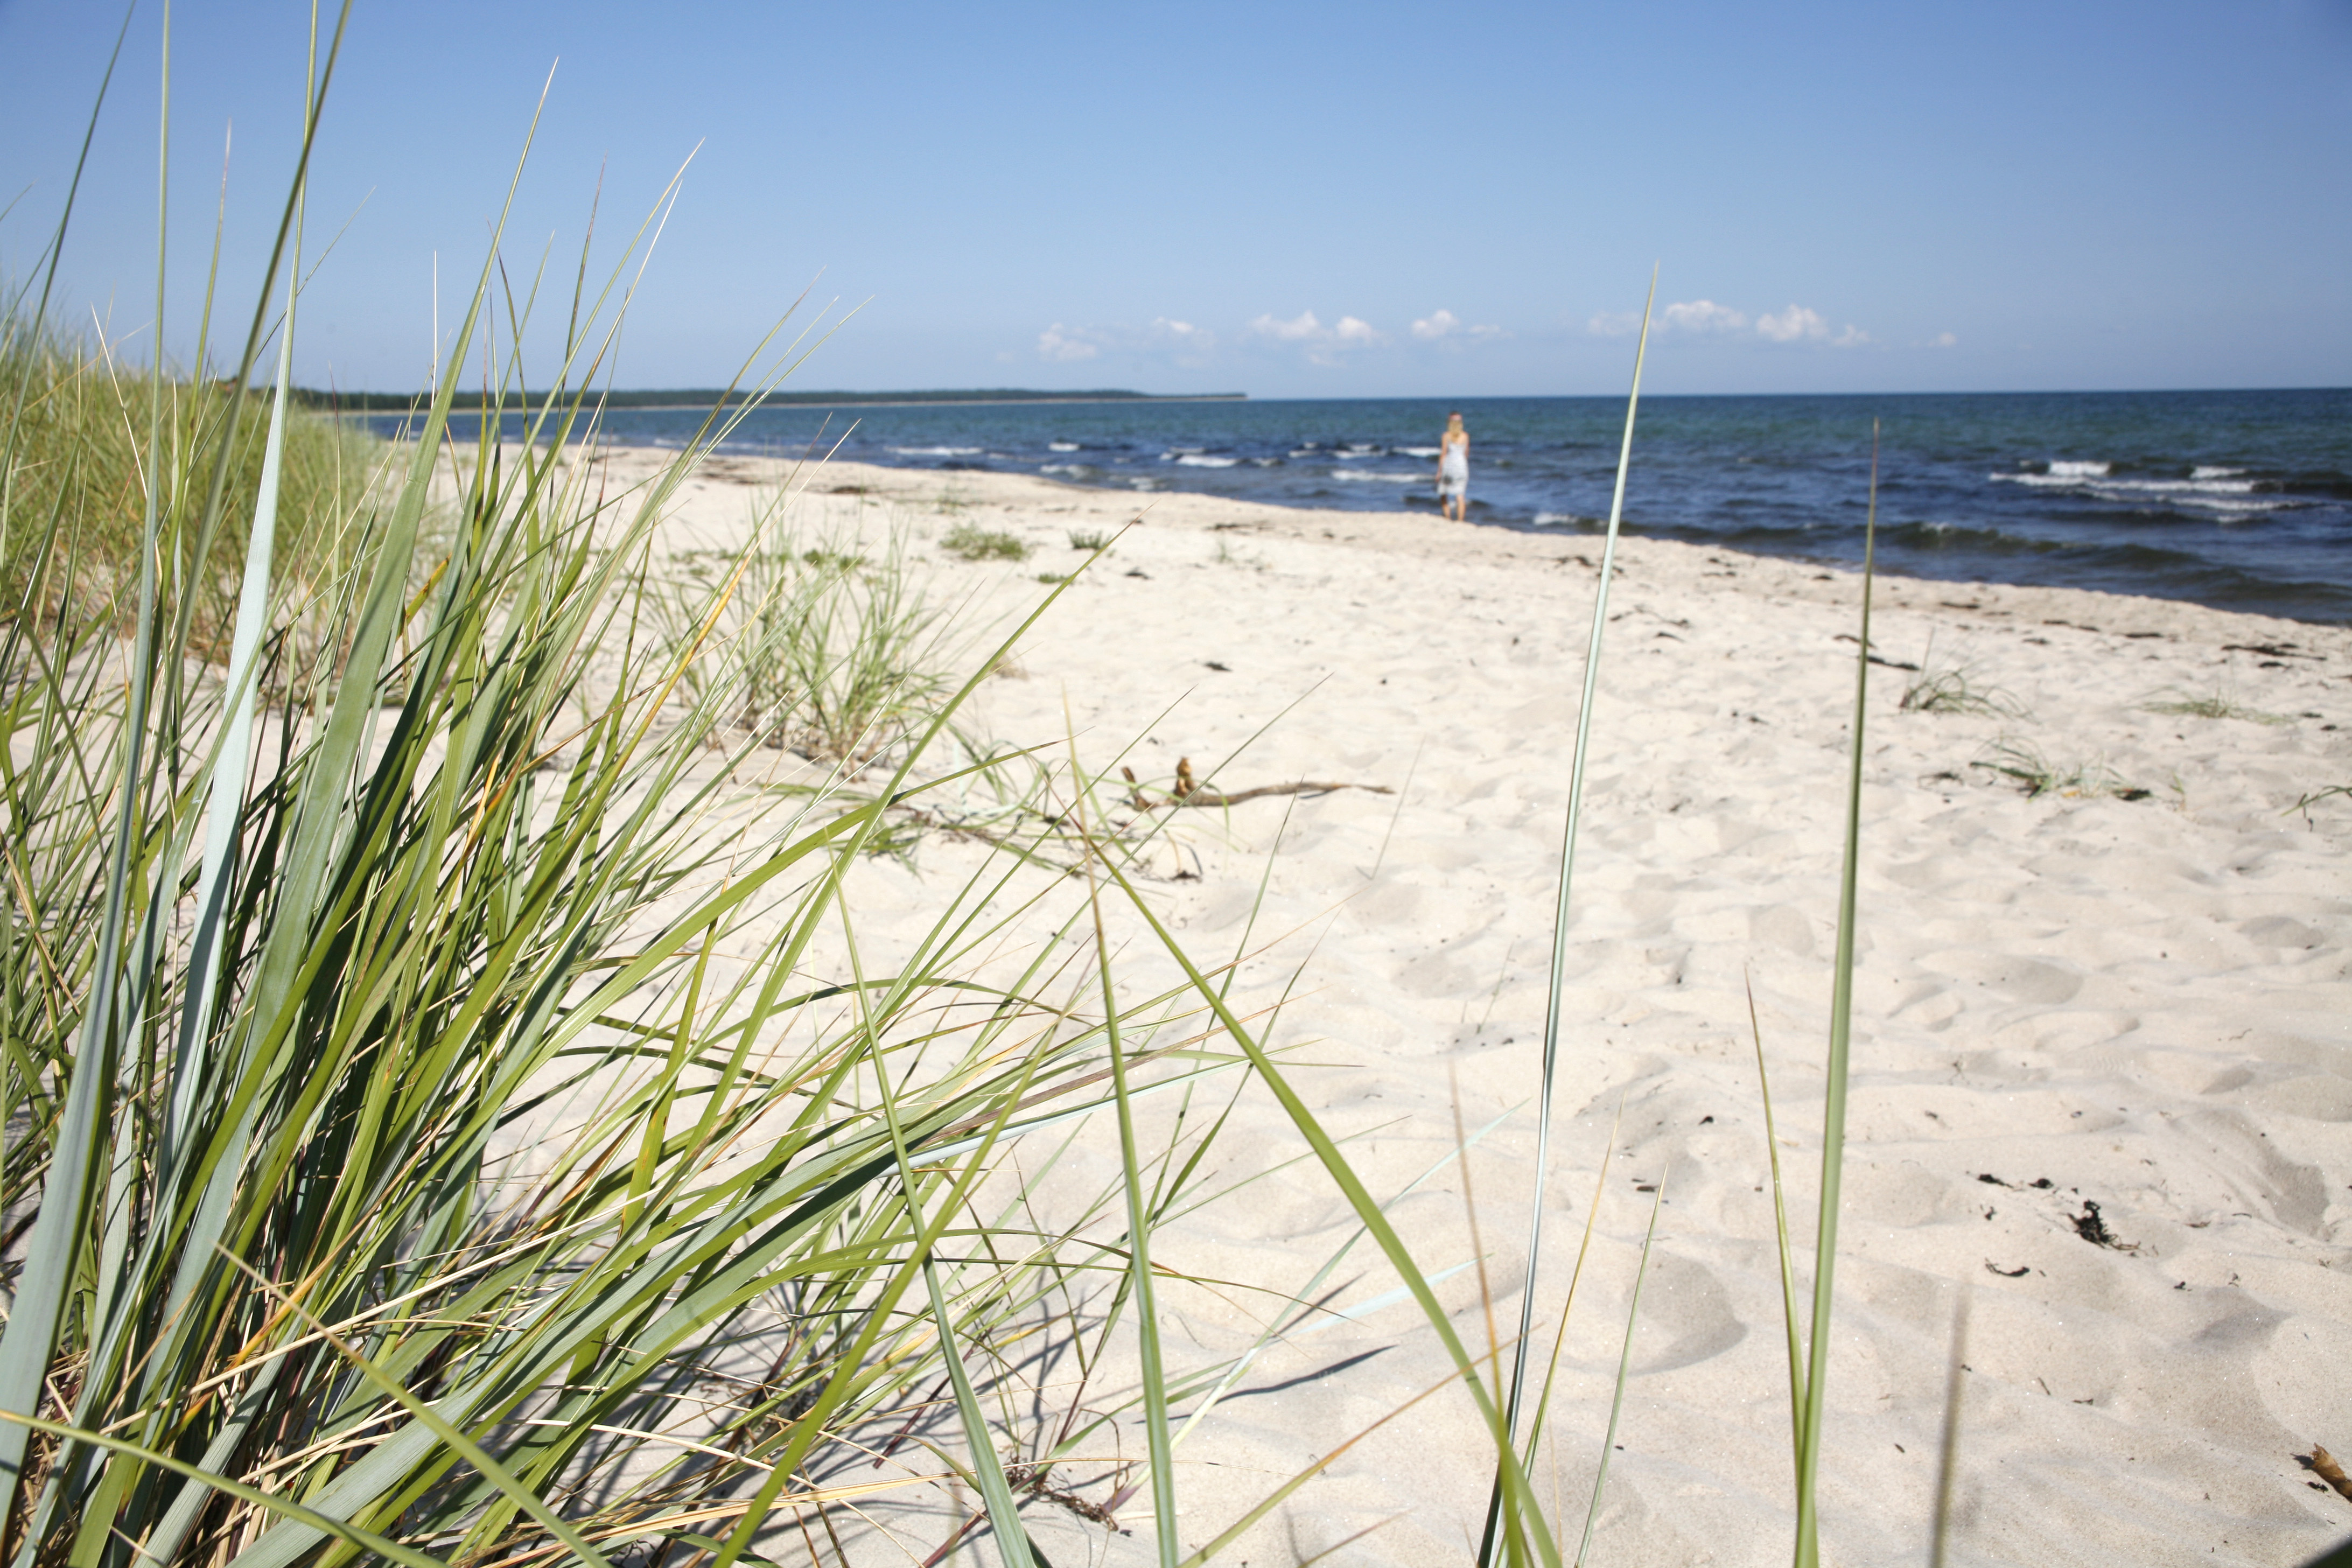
left=1, top=306, right=380, bottom=644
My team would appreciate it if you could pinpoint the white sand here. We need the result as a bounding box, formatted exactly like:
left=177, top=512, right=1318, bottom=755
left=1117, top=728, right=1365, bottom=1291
left=604, top=447, right=2352, bottom=1568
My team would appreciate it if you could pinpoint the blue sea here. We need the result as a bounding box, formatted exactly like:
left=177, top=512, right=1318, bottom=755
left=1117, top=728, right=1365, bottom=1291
left=407, top=389, right=2352, bottom=625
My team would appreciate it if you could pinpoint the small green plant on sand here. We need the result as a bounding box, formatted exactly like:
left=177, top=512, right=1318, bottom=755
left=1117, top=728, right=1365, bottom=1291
left=1068, top=527, right=1112, bottom=550
left=2288, top=781, right=2351, bottom=822
left=941, top=521, right=1031, bottom=561
left=662, top=520, right=954, bottom=762
left=1971, top=738, right=2151, bottom=800
left=1901, top=664, right=2024, bottom=718
left=1037, top=570, right=1069, bottom=584
left=2143, top=685, right=2288, bottom=725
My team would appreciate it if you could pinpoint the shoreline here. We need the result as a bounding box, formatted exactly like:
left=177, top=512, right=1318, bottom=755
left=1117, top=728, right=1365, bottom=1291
left=638, top=446, right=2350, bottom=650
left=545, top=412, right=2352, bottom=629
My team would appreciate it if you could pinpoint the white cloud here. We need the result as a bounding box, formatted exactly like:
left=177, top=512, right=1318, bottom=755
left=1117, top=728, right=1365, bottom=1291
left=1833, top=325, right=1871, bottom=348
left=1931, top=331, right=1958, bottom=348
left=1248, top=310, right=1324, bottom=341
left=1587, top=310, right=1640, bottom=337
left=1036, top=323, right=1099, bottom=362
left=1151, top=317, right=1213, bottom=346
left=1756, top=305, right=1830, bottom=343
left=1412, top=309, right=1460, bottom=340
left=1246, top=309, right=1383, bottom=363
left=1662, top=299, right=1748, bottom=334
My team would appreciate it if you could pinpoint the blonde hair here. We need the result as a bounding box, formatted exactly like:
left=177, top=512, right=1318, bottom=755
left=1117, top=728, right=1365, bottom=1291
left=1445, top=411, right=1465, bottom=432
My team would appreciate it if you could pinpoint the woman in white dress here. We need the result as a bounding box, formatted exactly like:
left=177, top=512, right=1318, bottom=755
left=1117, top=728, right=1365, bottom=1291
left=1436, top=410, right=1469, bottom=522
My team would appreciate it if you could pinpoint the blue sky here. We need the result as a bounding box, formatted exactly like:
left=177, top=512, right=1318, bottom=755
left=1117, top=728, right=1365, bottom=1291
left=2, top=0, right=2346, bottom=398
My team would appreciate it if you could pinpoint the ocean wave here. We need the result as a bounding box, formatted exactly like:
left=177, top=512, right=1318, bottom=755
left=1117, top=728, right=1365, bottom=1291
left=2046, top=460, right=2112, bottom=478
left=1331, top=469, right=1423, bottom=482
left=891, top=445, right=983, bottom=457
left=2192, top=465, right=2243, bottom=479
left=1287, top=446, right=1320, bottom=457
left=1991, top=470, right=2288, bottom=514
left=1039, top=464, right=1090, bottom=476
left=1048, top=440, right=1081, bottom=452
left=1396, top=445, right=1440, bottom=458
left=1175, top=454, right=1240, bottom=468
left=1530, top=512, right=1598, bottom=527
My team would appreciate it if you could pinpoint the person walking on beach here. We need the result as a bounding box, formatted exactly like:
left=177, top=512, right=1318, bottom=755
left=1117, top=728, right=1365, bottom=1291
left=1436, top=410, right=1470, bottom=521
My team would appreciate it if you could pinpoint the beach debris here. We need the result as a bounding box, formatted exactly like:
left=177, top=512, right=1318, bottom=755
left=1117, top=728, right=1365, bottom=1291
left=2070, top=1199, right=2139, bottom=1252
left=1984, top=1261, right=2029, bottom=1278
left=2302, top=1446, right=2352, bottom=1502
left=1119, top=758, right=1392, bottom=811
left=1005, top=1464, right=1122, bottom=1529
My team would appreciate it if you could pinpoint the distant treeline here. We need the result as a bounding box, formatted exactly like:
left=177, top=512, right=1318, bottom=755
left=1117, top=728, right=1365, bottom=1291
left=296, top=387, right=1248, bottom=412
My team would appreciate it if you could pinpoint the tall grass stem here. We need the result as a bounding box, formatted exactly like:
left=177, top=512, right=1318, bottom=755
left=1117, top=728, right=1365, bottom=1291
left=1480, top=265, right=1657, bottom=1568
left=1572, top=1175, right=1666, bottom=1568
left=1791, top=419, right=1880, bottom=1568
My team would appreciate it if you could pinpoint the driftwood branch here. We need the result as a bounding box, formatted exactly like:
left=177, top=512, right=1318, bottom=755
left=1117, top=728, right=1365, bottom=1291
left=1121, top=758, right=1394, bottom=811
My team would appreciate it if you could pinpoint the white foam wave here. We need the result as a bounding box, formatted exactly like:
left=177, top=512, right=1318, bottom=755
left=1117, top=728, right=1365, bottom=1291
left=2192, top=465, right=2243, bottom=479
left=2046, top=460, right=2111, bottom=478
left=1175, top=454, right=1240, bottom=468
left=1396, top=445, right=1440, bottom=458
left=1048, top=441, right=1081, bottom=452
left=1331, top=469, right=1422, bottom=482
left=1286, top=449, right=1320, bottom=459
left=1039, top=464, right=1090, bottom=476
left=1990, top=470, right=2288, bottom=514
left=891, top=445, right=982, bottom=457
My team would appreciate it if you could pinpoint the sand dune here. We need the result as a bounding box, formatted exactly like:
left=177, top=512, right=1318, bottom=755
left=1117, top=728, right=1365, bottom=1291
left=607, top=447, right=2351, bottom=1568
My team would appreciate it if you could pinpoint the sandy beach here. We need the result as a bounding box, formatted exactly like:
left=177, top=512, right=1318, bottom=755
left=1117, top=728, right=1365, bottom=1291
left=596, top=444, right=2351, bottom=1568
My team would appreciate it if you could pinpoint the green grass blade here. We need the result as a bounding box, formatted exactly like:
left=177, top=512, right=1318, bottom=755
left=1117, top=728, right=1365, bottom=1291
left=1792, top=419, right=1881, bottom=1568
left=1572, top=1175, right=1665, bottom=1568
left=164, top=177, right=297, bottom=1173
left=1482, top=265, right=1657, bottom=1568
left=1102, top=856, right=1564, bottom=1568
left=1747, top=976, right=1806, bottom=1462
left=1928, top=1291, right=1970, bottom=1568
left=1517, top=1092, right=1626, bottom=1465
left=1073, top=726, right=1179, bottom=1568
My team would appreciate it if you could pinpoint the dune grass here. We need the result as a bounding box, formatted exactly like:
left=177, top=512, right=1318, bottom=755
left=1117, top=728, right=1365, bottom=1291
left=660, top=518, right=955, bottom=762
left=1899, top=651, right=2025, bottom=719
left=1970, top=737, right=2150, bottom=800
left=1, top=300, right=380, bottom=649
left=2144, top=685, right=2289, bottom=725
left=0, top=22, right=1297, bottom=1565
left=940, top=523, right=1029, bottom=562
